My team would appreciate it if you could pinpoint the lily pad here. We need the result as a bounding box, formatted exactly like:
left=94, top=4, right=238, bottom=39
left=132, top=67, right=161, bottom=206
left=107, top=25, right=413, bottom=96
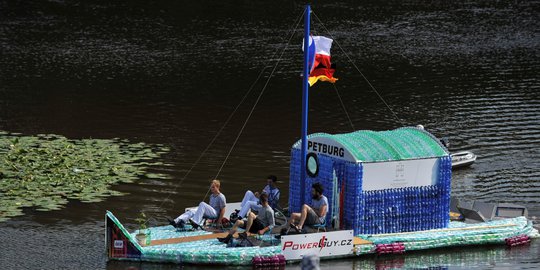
left=0, top=131, right=170, bottom=221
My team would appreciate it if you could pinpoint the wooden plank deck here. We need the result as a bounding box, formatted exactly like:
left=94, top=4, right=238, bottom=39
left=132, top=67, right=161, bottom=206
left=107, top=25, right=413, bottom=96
left=149, top=232, right=372, bottom=247
left=149, top=232, right=241, bottom=246
left=353, top=237, right=372, bottom=246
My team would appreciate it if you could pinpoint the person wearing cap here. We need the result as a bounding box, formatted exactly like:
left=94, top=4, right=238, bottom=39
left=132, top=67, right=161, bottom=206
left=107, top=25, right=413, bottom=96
left=236, top=175, right=280, bottom=220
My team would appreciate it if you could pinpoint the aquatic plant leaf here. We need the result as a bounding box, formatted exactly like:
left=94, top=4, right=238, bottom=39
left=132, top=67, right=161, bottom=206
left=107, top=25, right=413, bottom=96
left=0, top=131, right=171, bottom=221
left=145, top=173, right=169, bottom=179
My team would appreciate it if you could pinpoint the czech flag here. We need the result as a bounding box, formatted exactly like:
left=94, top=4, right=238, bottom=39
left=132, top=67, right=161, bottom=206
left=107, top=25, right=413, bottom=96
left=304, top=36, right=338, bottom=86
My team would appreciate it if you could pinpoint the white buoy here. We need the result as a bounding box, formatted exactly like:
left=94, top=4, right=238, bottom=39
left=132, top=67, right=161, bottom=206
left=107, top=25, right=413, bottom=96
left=301, top=254, right=320, bottom=270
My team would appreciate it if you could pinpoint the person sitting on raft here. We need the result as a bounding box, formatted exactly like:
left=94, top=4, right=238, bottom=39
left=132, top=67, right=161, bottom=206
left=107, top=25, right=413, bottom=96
left=218, top=193, right=275, bottom=243
left=169, top=179, right=226, bottom=229
left=236, top=175, right=280, bottom=220
left=287, top=182, right=327, bottom=232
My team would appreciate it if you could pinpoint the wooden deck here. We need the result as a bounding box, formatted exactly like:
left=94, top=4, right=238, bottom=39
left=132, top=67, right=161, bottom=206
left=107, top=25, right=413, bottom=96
left=149, top=232, right=241, bottom=246
left=149, top=232, right=372, bottom=247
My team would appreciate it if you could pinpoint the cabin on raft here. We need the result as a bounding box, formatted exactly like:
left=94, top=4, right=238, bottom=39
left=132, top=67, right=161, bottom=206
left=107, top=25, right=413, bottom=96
left=289, top=126, right=452, bottom=234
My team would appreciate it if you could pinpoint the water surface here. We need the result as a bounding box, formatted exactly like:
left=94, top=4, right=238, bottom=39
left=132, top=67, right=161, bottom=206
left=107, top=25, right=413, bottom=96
left=0, top=0, right=539, bottom=269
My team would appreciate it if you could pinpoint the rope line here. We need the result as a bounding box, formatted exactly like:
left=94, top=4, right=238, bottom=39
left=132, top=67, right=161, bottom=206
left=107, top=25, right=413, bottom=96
left=312, top=11, right=406, bottom=127
left=155, top=8, right=305, bottom=217
left=201, top=9, right=305, bottom=202
left=155, top=66, right=267, bottom=212
left=332, top=84, right=356, bottom=131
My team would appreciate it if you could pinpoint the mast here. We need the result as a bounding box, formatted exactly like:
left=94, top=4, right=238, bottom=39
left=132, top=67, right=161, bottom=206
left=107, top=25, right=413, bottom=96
left=300, top=4, right=311, bottom=205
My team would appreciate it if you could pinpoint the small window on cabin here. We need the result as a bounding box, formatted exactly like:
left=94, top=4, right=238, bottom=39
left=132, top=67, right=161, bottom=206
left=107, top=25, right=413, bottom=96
left=306, top=153, right=319, bottom=178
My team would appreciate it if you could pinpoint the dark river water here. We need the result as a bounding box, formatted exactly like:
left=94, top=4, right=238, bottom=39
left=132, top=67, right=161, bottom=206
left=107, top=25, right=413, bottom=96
left=1, top=0, right=539, bottom=269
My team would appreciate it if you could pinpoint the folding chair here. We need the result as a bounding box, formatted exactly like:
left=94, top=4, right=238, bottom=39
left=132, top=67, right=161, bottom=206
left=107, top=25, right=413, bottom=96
left=311, top=219, right=327, bottom=232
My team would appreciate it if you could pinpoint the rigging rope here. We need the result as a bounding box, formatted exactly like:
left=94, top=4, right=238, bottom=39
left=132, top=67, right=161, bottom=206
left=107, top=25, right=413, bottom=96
left=155, top=9, right=305, bottom=215
left=332, top=84, right=356, bottom=131
left=155, top=67, right=267, bottom=212
left=201, top=9, right=305, bottom=203
left=309, top=18, right=355, bottom=131
left=157, top=9, right=405, bottom=221
left=312, top=11, right=407, bottom=127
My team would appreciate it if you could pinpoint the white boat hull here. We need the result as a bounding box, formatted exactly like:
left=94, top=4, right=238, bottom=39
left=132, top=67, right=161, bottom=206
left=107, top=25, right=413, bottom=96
left=451, top=151, right=477, bottom=168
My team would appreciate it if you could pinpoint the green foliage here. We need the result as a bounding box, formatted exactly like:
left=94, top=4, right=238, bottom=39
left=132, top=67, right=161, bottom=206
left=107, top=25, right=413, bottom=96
left=135, top=211, right=148, bottom=232
left=0, top=131, right=171, bottom=222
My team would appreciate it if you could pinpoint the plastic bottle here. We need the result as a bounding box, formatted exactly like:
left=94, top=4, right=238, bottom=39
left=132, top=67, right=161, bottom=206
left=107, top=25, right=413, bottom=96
left=146, top=229, right=152, bottom=246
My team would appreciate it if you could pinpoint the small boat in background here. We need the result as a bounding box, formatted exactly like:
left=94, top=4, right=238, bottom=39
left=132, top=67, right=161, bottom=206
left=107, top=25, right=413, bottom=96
left=451, top=151, right=477, bottom=169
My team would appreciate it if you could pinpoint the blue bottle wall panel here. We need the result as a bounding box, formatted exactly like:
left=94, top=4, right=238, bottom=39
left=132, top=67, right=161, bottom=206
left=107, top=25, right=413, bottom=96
left=355, top=156, right=452, bottom=234
left=289, top=148, right=452, bottom=235
left=289, top=149, right=335, bottom=225
left=343, top=162, right=362, bottom=232
left=288, top=149, right=302, bottom=213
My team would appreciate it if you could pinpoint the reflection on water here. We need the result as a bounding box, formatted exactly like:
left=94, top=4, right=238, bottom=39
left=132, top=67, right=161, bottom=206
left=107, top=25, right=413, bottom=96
left=0, top=0, right=538, bottom=269
left=349, top=244, right=540, bottom=270
left=103, top=243, right=540, bottom=270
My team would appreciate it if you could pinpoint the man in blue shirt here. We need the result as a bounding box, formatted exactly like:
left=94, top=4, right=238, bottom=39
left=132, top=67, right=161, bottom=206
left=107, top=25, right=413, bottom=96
left=236, top=175, right=280, bottom=219
left=287, top=182, right=327, bottom=231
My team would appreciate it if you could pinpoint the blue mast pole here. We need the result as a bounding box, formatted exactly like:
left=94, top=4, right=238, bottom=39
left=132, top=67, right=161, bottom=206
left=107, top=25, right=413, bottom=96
left=300, top=4, right=310, bottom=206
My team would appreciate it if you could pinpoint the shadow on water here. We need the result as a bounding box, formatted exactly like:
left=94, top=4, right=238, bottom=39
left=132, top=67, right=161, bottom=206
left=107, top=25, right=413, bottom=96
left=0, top=0, right=539, bottom=269
left=104, top=243, right=540, bottom=270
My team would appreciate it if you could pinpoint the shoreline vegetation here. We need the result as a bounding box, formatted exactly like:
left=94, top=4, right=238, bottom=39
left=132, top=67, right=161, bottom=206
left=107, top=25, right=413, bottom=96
left=0, top=131, right=170, bottom=222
